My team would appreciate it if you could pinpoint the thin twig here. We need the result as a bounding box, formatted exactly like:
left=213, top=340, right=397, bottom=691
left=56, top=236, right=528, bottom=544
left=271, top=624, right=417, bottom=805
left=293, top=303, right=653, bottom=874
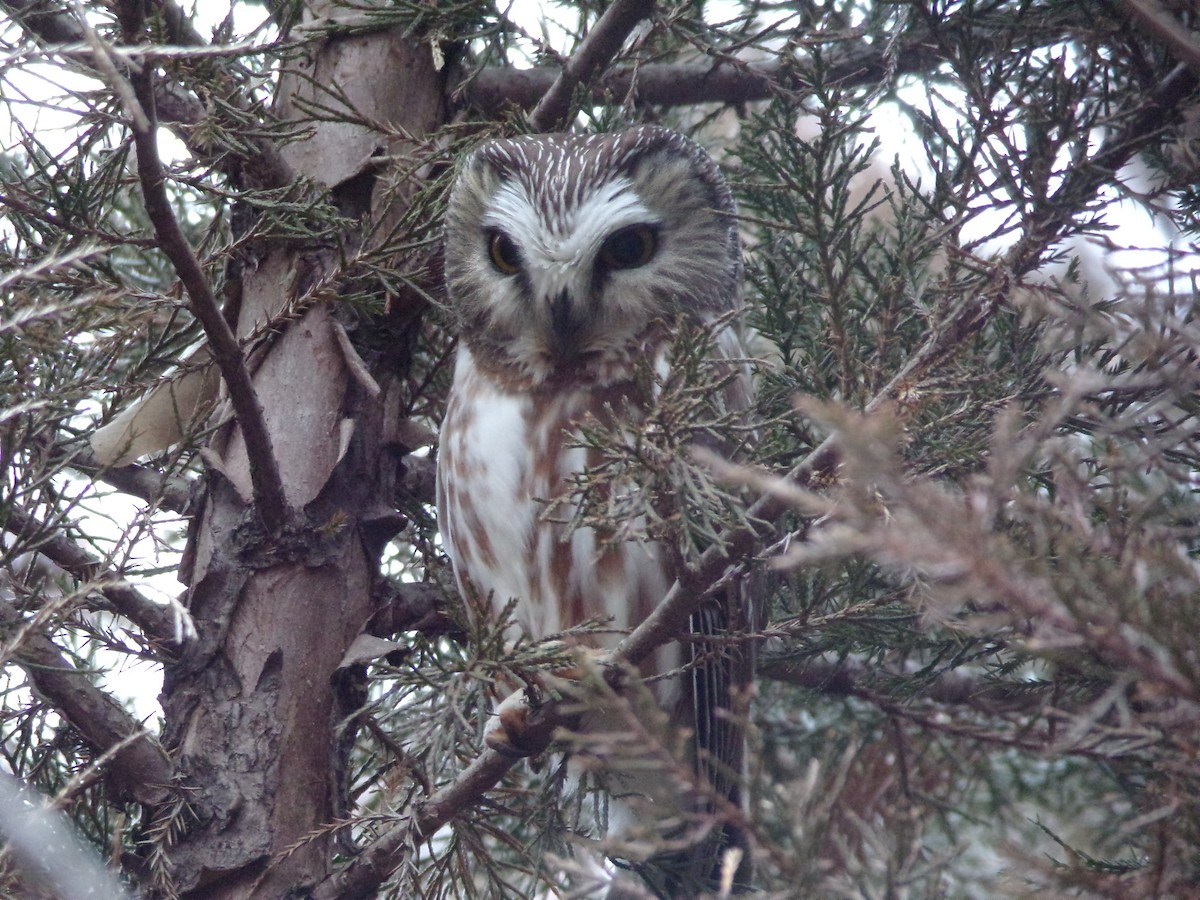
left=528, top=0, right=655, bottom=132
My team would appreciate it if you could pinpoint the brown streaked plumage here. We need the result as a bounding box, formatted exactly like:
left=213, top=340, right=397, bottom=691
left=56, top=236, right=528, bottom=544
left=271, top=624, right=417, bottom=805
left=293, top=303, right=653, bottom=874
left=437, top=126, right=754, bottom=897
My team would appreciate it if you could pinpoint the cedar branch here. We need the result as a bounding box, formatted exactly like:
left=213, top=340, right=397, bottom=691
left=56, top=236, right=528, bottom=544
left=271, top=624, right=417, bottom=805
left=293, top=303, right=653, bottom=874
left=3, top=506, right=190, bottom=647
left=761, top=656, right=1080, bottom=717
left=623, top=63, right=1198, bottom=666
left=1, top=0, right=293, bottom=188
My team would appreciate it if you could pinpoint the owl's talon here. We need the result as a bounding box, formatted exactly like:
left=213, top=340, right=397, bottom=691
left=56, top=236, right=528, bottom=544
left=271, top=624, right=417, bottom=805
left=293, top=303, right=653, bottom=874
left=486, top=683, right=552, bottom=758
left=485, top=717, right=535, bottom=758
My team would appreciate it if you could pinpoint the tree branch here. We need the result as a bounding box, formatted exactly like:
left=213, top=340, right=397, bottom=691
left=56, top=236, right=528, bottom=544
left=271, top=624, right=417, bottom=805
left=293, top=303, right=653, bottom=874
left=4, top=506, right=192, bottom=647
left=1, top=0, right=204, bottom=129
left=369, top=580, right=457, bottom=639
left=1121, top=0, right=1200, bottom=76
left=760, top=656, right=1071, bottom=716
left=467, top=30, right=945, bottom=117
left=125, top=64, right=290, bottom=532
left=527, top=0, right=655, bottom=132
left=58, top=443, right=193, bottom=515
left=0, top=598, right=174, bottom=806
left=312, top=748, right=516, bottom=899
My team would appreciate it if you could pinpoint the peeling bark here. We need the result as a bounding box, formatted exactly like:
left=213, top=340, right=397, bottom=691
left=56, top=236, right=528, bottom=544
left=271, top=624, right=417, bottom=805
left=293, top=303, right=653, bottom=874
left=154, top=9, right=447, bottom=897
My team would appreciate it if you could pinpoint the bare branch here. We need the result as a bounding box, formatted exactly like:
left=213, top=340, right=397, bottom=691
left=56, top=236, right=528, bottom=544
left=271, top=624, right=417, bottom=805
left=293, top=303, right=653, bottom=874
left=528, top=0, right=655, bottom=132
left=125, top=65, right=290, bottom=532
left=6, top=2, right=293, bottom=527
left=60, top=444, right=194, bottom=515
left=469, top=29, right=945, bottom=117
left=0, top=598, right=174, bottom=806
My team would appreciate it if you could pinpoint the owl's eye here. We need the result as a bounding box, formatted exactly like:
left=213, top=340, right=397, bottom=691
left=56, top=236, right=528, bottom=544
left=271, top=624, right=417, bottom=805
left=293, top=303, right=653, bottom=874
left=599, top=224, right=658, bottom=271
left=487, top=230, right=522, bottom=274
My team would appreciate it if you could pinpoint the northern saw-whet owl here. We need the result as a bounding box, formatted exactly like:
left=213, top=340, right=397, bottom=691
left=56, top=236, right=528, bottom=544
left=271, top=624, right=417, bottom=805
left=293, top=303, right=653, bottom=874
left=437, top=126, right=754, bottom=897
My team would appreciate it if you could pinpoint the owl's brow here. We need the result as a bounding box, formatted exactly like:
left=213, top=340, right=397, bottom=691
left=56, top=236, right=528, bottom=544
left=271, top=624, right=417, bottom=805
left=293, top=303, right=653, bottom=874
left=482, top=175, right=657, bottom=262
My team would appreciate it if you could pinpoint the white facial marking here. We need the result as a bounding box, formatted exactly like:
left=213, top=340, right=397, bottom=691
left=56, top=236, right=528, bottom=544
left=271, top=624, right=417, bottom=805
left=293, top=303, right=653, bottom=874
left=482, top=175, right=658, bottom=287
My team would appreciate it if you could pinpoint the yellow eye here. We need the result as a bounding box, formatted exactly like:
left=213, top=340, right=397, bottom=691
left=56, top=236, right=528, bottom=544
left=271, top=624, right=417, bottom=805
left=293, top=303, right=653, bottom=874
left=487, top=230, right=522, bottom=275
left=599, top=224, right=658, bottom=271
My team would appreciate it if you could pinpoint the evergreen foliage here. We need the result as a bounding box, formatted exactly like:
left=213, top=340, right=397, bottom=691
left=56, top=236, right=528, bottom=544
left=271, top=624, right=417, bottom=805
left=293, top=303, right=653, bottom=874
left=1, top=0, right=1198, bottom=896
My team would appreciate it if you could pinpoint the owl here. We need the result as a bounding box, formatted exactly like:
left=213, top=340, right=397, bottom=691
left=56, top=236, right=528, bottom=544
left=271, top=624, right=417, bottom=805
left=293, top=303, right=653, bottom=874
left=437, top=126, right=754, bottom=896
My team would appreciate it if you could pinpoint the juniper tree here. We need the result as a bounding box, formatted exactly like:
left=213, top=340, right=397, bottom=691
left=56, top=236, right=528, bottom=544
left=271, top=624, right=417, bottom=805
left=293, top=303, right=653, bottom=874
left=1, top=0, right=1198, bottom=897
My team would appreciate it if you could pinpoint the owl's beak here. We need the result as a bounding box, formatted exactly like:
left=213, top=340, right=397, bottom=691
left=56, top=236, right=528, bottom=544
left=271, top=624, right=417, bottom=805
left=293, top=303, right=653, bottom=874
left=548, top=288, right=584, bottom=349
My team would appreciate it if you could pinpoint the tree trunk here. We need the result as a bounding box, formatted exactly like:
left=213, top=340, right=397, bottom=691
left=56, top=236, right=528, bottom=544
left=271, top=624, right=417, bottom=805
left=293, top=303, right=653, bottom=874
left=156, top=7, right=447, bottom=896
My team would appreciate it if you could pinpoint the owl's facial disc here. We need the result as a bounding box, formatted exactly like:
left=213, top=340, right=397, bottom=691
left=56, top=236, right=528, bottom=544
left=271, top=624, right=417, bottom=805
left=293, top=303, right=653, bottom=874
left=480, top=176, right=663, bottom=362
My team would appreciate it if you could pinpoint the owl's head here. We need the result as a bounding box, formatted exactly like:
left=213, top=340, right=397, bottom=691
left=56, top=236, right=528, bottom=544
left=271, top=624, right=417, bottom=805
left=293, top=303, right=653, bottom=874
left=443, top=126, right=740, bottom=385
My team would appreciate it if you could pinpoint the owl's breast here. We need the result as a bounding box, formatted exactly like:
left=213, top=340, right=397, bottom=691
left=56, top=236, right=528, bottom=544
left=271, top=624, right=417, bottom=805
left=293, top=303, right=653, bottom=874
left=437, top=347, right=671, bottom=646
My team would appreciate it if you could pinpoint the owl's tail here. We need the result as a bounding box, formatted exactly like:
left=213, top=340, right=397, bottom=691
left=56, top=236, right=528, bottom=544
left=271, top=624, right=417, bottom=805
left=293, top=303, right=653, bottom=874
left=620, top=588, right=756, bottom=898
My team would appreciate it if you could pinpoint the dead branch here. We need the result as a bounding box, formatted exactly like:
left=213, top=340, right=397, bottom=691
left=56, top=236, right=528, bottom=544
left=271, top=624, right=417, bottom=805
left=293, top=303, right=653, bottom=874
left=0, top=597, right=174, bottom=806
